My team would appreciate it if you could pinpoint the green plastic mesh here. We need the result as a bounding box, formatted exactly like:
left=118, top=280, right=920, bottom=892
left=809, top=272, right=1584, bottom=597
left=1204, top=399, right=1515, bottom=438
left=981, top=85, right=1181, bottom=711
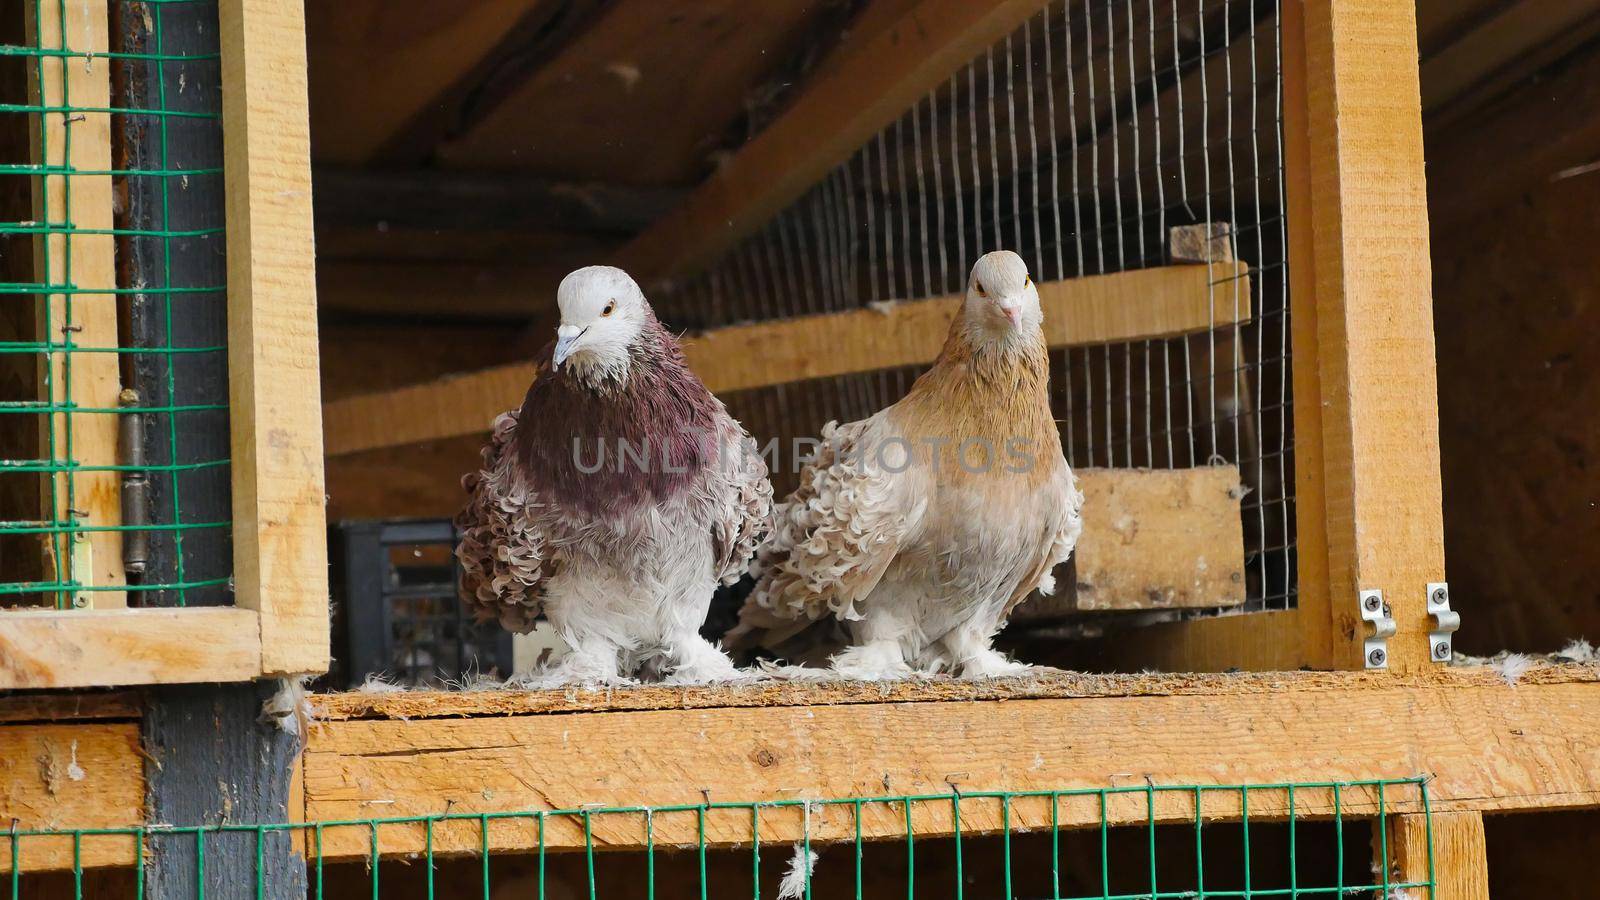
left=0, top=0, right=230, bottom=609
left=3, top=777, right=1435, bottom=899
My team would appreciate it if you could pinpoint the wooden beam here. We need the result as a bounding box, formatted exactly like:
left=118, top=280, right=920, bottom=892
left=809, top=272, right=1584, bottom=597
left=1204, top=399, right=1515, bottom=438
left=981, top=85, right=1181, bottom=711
left=312, top=167, right=685, bottom=235
left=0, top=722, right=144, bottom=872
left=1384, top=810, right=1490, bottom=900
left=612, top=0, right=1055, bottom=284
left=28, top=0, right=125, bottom=607
left=1294, top=0, right=1444, bottom=671
left=220, top=0, right=329, bottom=676
left=0, top=608, right=262, bottom=689
left=323, top=261, right=1250, bottom=456
left=299, top=671, right=1600, bottom=860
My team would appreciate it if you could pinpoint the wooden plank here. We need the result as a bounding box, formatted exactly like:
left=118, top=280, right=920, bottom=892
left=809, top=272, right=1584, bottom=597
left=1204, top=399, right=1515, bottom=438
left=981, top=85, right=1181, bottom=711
left=1068, top=466, right=1245, bottom=612
left=1276, top=0, right=1337, bottom=672
left=612, top=0, right=1055, bottom=283
left=143, top=682, right=306, bottom=898
left=29, top=0, right=125, bottom=607
left=323, top=261, right=1250, bottom=456
left=311, top=665, right=1600, bottom=722
left=0, top=722, right=144, bottom=871
left=300, top=674, right=1600, bottom=860
left=1385, top=811, right=1490, bottom=900
left=219, top=0, right=329, bottom=676
left=1298, top=0, right=1445, bottom=671
left=0, top=608, right=261, bottom=689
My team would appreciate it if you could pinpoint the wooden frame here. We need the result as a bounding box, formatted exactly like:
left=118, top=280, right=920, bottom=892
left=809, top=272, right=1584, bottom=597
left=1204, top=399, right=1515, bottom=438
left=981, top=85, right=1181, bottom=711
left=1078, top=0, right=1447, bottom=674
left=0, top=0, right=328, bottom=688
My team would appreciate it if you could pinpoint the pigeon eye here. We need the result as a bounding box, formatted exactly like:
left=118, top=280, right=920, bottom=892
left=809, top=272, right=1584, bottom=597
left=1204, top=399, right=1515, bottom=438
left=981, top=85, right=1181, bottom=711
left=601, top=301, right=617, bottom=317
left=975, top=281, right=988, bottom=297
left=1025, top=276, right=1033, bottom=287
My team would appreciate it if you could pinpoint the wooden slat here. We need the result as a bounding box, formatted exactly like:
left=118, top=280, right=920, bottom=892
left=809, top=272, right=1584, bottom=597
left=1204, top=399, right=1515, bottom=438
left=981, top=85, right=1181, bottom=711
left=29, top=0, right=124, bottom=607
left=0, top=608, right=261, bottom=689
left=219, top=0, right=329, bottom=676
left=1298, top=0, right=1446, bottom=671
left=1068, top=466, right=1246, bottom=612
left=0, top=722, right=145, bottom=871
left=1386, top=811, right=1490, bottom=900
left=612, top=0, right=1055, bottom=283
left=300, top=672, right=1600, bottom=860
left=323, top=261, right=1250, bottom=457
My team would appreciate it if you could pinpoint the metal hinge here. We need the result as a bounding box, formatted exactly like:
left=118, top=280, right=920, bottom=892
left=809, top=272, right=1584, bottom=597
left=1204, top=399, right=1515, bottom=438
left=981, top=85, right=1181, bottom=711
left=1360, top=589, right=1395, bottom=669
left=1427, top=582, right=1459, bottom=663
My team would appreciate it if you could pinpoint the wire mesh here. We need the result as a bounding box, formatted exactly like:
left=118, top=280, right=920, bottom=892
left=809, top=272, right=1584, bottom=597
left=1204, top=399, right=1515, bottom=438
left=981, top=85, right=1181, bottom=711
left=0, top=0, right=230, bottom=610
left=2, top=777, right=1434, bottom=898
left=657, top=0, right=1294, bottom=615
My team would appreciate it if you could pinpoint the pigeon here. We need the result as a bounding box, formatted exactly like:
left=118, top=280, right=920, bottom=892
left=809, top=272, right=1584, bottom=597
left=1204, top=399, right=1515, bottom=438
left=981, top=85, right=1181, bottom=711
left=455, top=265, right=772, bottom=684
left=728, top=251, right=1082, bottom=679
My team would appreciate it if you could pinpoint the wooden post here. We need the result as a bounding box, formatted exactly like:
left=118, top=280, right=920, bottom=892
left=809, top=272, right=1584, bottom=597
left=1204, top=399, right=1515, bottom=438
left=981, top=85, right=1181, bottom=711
left=27, top=0, right=126, bottom=607
left=1381, top=811, right=1490, bottom=900
left=143, top=682, right=306, bottom=899
left=1294, top=0, right=1446, bottom=671
left=219, top=0, right=329, bottom=675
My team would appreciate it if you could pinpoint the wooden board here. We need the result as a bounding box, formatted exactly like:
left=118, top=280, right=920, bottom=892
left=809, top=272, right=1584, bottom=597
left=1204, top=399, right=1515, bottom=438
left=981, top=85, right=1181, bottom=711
left=0, top=723, right=144, bottom=871
left=0, top=608, right=261, bottom=689
left=1068, top=466, right=1245, bottom=612
left=311, top=665, right=1599, bottom=722
left=1386, top=811, right=1489, bottom=900
left=219, top=0, right=329, bottom=676
left=323, top=261, right=1250, bottom=456
left=298, top=670, right=1600, bottom=860
left=29, top=0, right=125, bottom=607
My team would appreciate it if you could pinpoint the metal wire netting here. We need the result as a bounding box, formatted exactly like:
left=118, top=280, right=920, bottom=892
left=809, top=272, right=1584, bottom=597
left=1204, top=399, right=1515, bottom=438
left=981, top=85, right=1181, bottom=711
left=4, top=778, right=1434, bottom=899
left=659, top=0, right=1294, bottom=615
left=0, top=0, right=230, bottom=610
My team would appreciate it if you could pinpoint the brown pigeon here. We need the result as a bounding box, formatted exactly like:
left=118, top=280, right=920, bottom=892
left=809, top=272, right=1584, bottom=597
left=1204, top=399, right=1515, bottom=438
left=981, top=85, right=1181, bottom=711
left=728, top=251, right=1082, bottom=679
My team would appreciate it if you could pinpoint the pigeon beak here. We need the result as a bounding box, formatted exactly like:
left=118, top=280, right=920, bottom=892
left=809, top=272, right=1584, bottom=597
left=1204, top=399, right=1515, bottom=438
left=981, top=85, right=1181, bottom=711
left=996, top=299, right=1022, bottom=326
left=552, top=325, right=586, bottom=370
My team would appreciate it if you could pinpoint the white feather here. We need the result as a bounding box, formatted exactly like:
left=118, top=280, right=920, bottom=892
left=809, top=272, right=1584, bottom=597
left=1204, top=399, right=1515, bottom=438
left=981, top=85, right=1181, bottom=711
left=776, top=845, right=818, bottom=900
left=1494, top=653, right=1533, bottom=685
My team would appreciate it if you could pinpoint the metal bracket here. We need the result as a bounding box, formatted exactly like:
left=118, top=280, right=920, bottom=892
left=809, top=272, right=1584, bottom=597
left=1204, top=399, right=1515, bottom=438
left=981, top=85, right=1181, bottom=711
left=1427, top=582, right=1459, bottom=663
left=1360, top=589, right=1395, bottom=670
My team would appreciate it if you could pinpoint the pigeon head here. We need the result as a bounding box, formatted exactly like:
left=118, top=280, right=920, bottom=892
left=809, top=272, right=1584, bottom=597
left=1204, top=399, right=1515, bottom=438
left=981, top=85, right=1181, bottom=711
left=963, top=250, right=1042, bottom=342
left=551, top=265, right=650, bottom=382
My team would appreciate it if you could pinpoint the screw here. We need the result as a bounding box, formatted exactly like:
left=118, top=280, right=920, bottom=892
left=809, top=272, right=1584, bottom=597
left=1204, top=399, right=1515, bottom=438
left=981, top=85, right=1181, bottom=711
left=1363, top=594, right=1380, bottom=611
left=1431, top=587, right=1447, bottom=606
left=71, top=594, right=88, bottom=609
left=1434, top=642, right=1451, bottom=660
left=1368, top=648, right=1386, bottom=666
